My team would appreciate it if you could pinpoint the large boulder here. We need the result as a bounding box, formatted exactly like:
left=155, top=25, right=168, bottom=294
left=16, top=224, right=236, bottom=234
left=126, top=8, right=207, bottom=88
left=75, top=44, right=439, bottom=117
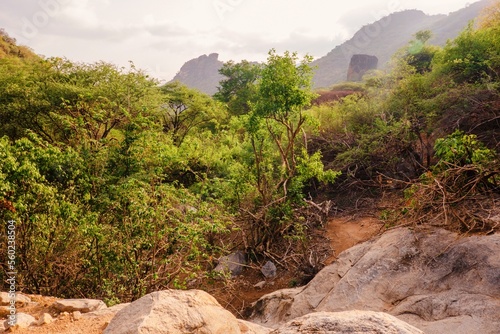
left=271, top=311, right=423, bottom=334
left=247, top=227, right=500, bottom=333
left=3, top=312, right=36, bottom=330
left=104, top=289, right=271, bottom=334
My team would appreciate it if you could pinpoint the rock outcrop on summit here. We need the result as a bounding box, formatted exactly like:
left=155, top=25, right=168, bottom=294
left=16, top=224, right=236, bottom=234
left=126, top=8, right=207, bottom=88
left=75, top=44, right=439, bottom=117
left=346, top=54, right=378, bottom=81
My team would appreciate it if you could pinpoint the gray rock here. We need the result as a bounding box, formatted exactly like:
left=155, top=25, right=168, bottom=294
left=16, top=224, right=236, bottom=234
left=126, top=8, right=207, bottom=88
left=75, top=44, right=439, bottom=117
left=83, top=302, right=130, bottom=318
left=271, top=311, right=423, bottom=334
left=0, top=292, right=32, bottom=306
left=214, top=251, right=246, bottom=277
left=261, top=261, right=277, bottom=279
left=52, top=298, right=107, bottom=313
left=347, top=54, right=378, bottom=82
left=247, top=228, right=500, bottom=334
left=104, top=289, right=243, bottom=333
left=3, top=312, right=36, bottom=329
left=36, top=312, right=54, bottom=325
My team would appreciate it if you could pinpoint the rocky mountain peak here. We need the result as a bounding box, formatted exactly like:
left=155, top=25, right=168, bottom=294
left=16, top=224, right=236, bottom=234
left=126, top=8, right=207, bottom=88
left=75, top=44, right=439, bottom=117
left=170, top=53, right=224, bottom=95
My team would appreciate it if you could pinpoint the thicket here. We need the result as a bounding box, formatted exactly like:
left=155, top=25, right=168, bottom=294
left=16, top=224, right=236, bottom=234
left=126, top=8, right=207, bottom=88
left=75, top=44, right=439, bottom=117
left=1, top=7, right=499, bottom=304
left=307, top=21, right=499, bottom=231
left=0, top=47, right=336, bottom=303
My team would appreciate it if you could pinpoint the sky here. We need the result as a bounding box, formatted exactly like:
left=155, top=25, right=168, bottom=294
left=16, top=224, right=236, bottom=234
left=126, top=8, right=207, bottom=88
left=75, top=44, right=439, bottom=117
left=0, top=0, right=477, bottom=83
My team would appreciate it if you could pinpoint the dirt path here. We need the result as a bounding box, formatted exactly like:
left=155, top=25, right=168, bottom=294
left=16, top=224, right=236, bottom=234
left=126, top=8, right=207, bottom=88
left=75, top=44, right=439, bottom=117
left=324, top=215, right=384, bottom=264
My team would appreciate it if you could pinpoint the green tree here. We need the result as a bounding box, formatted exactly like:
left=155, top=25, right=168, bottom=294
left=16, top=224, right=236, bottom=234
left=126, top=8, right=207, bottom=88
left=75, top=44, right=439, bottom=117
left=241, top=50, right=338, bottom=252
left=435, top=23, right=500, bottom=83
left=161, top=82, right=225, bottom=146
left=0, top=58, right=161, bottom=147
left=251, top=49, right=319, bottom=198
left=56, top=60, right=161, bottom=147
left=214, top=60, right=261, bottom=115
left=405, top=30, right=438, bottom=74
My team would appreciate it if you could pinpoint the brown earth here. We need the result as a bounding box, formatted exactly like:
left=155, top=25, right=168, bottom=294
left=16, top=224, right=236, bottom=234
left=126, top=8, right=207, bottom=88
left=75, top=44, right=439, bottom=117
left=324, top=215, right=383, bottom=265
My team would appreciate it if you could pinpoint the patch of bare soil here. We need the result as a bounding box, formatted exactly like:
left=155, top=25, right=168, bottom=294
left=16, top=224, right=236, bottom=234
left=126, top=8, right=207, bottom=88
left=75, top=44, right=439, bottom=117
left=10, top=315, right=112, bottom=334
left=324, top=214, right=384, bottom=265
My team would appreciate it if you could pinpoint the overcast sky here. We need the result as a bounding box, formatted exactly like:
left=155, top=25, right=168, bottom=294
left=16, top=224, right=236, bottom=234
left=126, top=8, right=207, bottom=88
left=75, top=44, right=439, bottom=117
left=0, top=0, right=477, bottom=82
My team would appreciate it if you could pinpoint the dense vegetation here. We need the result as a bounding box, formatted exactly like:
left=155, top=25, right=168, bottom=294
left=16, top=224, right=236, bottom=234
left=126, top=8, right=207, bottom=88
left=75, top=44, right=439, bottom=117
left=0, top=4, right=499, bottom=304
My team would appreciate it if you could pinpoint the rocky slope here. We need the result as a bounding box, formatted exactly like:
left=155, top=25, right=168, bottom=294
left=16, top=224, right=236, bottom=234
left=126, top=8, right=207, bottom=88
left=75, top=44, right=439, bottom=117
left=4, top=227, right=499, bottom=333
left=246, top=227, right=500, bottom=334
left=0, top=29, right=37, bottom=59
left=311, top=0, right=488, bottom=88
left=169, top=53, right=224, bottom=95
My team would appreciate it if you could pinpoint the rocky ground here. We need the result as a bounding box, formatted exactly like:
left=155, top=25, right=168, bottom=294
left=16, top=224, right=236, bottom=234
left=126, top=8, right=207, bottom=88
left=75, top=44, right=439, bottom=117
left=2, top=210, right=498, bottom=333
left=0, top=214, right=382, bottom=333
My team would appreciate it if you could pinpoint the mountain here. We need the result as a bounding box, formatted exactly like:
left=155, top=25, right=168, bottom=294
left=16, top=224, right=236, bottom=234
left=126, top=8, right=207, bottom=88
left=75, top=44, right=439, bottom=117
left=312, top=0, right=489, bottom=88
left=169, top=53, right=224, bottom=95
left=169, top=0, right=489, bottom=93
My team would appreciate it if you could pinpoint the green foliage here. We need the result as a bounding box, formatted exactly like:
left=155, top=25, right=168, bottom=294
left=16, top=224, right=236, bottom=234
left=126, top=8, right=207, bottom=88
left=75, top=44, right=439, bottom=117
left=251, top=50, right=320, bottom=197
left=434, top=130, right=496, bottom=169
left=0, top=58, right=161, bottom=145
left=160, top=81, right=226, bottom=146
left=0, top=133, right=92, bottom=296
left=214, top=60, right=262, bottom=115
left=0, top=129, right=233, bottom=301
left=237, top=50, right=337, bottom=253
left=436, top=23, right=500, bottom=83
left=255, top=50, right=316, bottom=119
left=404, top=30, right=439, bottom=74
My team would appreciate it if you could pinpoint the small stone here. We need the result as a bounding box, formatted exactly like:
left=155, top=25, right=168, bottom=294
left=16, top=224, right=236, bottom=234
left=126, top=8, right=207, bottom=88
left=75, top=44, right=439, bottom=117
left=261, top=261, right=277, bottom=278
left=36, top=313, right=54, bottom=325
left=0, top=292, right=32, bottom=306
left=214, top=251, right=246, bottom=277
left=254, top=281, right=266, bottom=289
left=59, top=311, right=70, bottom=319
left=73, top=311, right=82, bottom=320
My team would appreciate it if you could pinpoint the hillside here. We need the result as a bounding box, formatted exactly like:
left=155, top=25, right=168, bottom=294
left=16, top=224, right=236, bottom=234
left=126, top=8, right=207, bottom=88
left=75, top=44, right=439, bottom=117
left=0, top=29, right=37, bottom=59
left=312, top=0, right=489, bottom=88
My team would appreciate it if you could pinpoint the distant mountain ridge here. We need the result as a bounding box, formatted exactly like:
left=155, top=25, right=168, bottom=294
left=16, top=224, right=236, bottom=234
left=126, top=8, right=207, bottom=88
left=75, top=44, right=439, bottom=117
left=312, top=0, right=488, bottom=88
left=170, top=0, right=489, bottom=94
